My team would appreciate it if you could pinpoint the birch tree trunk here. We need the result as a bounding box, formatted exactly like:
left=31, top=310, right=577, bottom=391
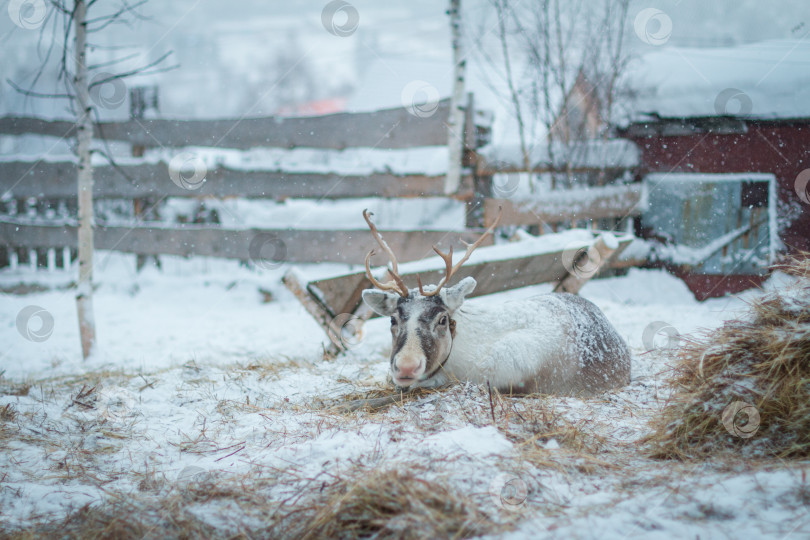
left=74, top=0, right=96, bottom=359
left=445, top=0, right=466, bottom=195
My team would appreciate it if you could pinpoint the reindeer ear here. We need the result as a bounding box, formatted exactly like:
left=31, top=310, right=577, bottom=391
left=362, top=289, right=400, bottom=316
left=442, top=277, right=476, bottom=312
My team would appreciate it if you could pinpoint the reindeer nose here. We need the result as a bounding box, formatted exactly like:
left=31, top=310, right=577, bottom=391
left=393, top=359, right=424, bottom=386
left=395, top=365, right=419, bottom=378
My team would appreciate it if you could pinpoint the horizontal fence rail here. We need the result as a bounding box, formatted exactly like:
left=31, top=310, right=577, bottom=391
left=483, top=184, right=645, bottom=227
left=0, top=160, right=472, bottom=200
left=0, top=219, right=493, bottom=265
left=476, top=139, right=640, bottom=174
left=0, top=100, right=452, bottom=150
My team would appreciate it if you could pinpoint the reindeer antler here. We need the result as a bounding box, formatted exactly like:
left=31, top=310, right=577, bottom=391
left=363, top=209, right=410, bottom=297
left=418, top=207, right=502, bottom=297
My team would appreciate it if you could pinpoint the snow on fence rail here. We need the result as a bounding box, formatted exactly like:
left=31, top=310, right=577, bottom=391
left=472, top=138, right=643, bottom=229
left=483, top=184, right=646, bottom=227
left=0, top=98, right=491, bottom=269
left=0, top=218, right=490, bottom=266
left=0, top=159, right=457, bottom=200
left=0, top=95, right=644, bottom=271
left=0, top=100, right=454, bottom=150
left=477, top=139, right=640, bottom=173
left=0, top=100, right=468, bottom=201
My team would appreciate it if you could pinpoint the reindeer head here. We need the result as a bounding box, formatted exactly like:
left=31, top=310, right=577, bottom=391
left=360, top=209, right=500, bottom=388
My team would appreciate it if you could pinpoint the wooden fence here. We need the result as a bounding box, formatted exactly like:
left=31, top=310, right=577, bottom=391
left=482, top=184, right=644, bottom=228
left=0, top=94, right=643, bottom=271
left=474, top=139, right=644, bottom=232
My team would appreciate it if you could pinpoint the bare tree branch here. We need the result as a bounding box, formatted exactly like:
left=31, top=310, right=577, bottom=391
left=11, top=0, right=174, bottom=359
left=86, top=0, right=149, bottom=31
left=47, top=0, right=72, bottom=15
left=472, top=0, right=631, bottom=192
left=87, top=51, right=176, bottom=88
left=86, top=42, right=138, bottom=50
left=88, top=52, right=140, bottom=70
left=91, top=107, right=142, bottom=188
left=493, top=0, right=530, bottom=175
left=19, top=3, right=63, bottom=111
left=7, top=78, right=73, bottom=99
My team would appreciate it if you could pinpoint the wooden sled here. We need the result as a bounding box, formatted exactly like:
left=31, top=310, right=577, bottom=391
left=284, top=229, right=635, bottom=356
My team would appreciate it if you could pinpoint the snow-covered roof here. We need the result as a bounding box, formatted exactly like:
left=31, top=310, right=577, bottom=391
left=480, top=139, right=639, bottom=170
left=618, top=40, right=810, bottom=124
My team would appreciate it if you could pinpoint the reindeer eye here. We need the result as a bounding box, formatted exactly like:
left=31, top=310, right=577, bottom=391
left=390, top=317, right=397, bottom=327
left=439, top=315, right=448, bottom=326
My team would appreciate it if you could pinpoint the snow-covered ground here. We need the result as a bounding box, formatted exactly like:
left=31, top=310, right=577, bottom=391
left=1, top=255, right=807, bottom=537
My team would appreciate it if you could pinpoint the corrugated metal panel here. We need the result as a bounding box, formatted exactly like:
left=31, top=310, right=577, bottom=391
left=642, top=173, right=776, bottom=275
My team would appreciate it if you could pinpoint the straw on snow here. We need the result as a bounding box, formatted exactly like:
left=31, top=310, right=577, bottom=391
left=647, top=255, right=810, bottom=459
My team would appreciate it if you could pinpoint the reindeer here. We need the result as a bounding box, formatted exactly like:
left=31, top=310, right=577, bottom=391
left=360, top=210, right=631, bottom=397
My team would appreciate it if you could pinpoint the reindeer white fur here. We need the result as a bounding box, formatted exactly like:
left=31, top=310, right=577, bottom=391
left=361, top=210, right=631, bottom=397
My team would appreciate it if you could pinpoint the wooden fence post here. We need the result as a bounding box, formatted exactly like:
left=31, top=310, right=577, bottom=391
left=129, top=86, right=161, bottom=272
left=465, top=93, right=491, bottom=229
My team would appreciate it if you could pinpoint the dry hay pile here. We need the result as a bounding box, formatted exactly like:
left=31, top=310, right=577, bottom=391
left=8, top=468, right=496, bottom=540
left=278, top=468, right=493, bottom=540
left=650, top=255, right=810, bottom=459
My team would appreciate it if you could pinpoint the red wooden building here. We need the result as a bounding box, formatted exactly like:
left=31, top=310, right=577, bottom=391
left=616, top=40, right=810, bottom=298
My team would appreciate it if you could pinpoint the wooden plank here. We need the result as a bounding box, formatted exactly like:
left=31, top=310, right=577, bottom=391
left=476, top=139, right=640, bottom=173
left=309, top=272, right=369, bottom=318
left=282, top=269, right=343, bottom=357
left=0, top=221, right=492, bottom=265
left=0, top=160, right=467, bottom=200
left=483, top=184, right=644, bottom=227
left=307, top=233, right=635, bottom=318
left=0, top=117, right=76, bottom=139
left=553, top=232, right=619, bottom=294
left=478, top=162, right=633, bottom=175
left=0, top=100, right=451, bottom=150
